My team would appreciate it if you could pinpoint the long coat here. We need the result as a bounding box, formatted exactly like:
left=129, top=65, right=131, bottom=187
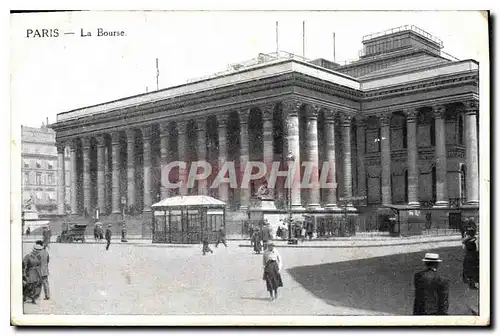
left=38, top=249, right=50, bottom=277
left=23, top=252, right=42, bottom=284
left=463, top=237, right=479, bottom=283
left=261, top=225, right=272, bottom=241
left=413, top=268, right=450, bottom=315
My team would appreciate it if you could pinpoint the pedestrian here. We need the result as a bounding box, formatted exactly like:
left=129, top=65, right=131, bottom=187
left=262, top=241, right=283, bottom=301
left=22, top=243, right=44, bottom=304
left=121, top=223, right=128, bottom=243
left=462, top=227, right=479, bottom=289
left=94, top=222, right=101, bottom=242
left=35, top=240, right=50, bottom=300
left=42, top=226, right=51, bottom=249
left=251, top=227, right=262, bottom=254
left=202, top=232, right=213, bottom=255
left=306, top=217, right=314, bottom=240
left=215, top=227, right=227, bottom=248
left=26, top=226, right=31, bottom=236
left=413, top=253, right=450, bottom=315
left=105, top=224, right=112, bottom=251
left=261, top=220, right=272, bottom=250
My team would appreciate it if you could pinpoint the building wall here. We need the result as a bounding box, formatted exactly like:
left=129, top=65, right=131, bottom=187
left=21, top=125, right=71, bottom=215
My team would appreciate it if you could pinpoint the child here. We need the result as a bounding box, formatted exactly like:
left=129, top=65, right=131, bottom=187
left=202, top=232, right=213, bottom=255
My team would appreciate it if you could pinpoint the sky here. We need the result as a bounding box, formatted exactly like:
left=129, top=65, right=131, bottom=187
left=10, top=11, right=488, bottom=128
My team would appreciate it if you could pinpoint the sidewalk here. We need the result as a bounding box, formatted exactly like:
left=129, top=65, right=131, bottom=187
left=23, top=234, right=462, bottom=248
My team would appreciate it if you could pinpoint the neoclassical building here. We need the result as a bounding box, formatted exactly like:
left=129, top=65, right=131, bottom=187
left=51, top=26, right=479, bottom=234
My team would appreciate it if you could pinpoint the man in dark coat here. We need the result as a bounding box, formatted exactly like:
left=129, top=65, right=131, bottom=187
left=42, top=226, right=51, bottom=249
left=105, top=224, right=112, bottom=251
left=215, top=228, right=227, bottom=248
left=413, top=253, right=450, bottom=315
left=261, top=220, right=273, bottom=250
left=35, top=240, right=50, bottom=300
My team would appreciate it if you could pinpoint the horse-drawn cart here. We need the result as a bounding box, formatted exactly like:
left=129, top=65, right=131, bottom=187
left=56, top=222, right=87, bottom=243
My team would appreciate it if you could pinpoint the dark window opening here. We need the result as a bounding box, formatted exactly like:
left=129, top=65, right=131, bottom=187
left=430, top=121, right=436, bottom=147
left=458, top=115, right=464, bottom=145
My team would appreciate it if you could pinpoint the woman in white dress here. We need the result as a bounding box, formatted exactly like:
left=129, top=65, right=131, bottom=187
left=262, top=241, right=283, bottom=301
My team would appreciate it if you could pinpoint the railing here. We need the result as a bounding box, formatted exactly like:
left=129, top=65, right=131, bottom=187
left=362, top=25, right=443, bottom=47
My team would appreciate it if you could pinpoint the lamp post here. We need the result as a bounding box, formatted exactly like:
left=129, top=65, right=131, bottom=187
left=286, top=151, right=294, bottom=242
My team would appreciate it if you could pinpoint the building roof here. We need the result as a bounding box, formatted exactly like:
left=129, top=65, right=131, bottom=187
left=151, top=195, right=226, bottom=208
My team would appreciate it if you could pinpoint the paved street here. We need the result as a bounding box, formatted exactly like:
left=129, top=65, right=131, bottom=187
left=21, top=240, right=477, bottom=316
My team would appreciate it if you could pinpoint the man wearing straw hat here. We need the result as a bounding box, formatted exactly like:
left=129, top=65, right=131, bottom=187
left=413, top=252, right=450, bottom=315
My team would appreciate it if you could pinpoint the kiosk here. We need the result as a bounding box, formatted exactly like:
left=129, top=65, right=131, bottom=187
left=151, top=195, right=226, bottom=244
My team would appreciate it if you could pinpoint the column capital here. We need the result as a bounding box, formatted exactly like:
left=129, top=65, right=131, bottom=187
left=111, top=131, right=121, bottom=145
left=463, top=99, right=479, bottom=115
left=355, top=115, right=366, bottom=127
left=282, top=99, right=302, bottom=117
left=125, top=128, right=136, bottom=141
left=378, top=114, right=391, bottom=127
left=68, top=138, right=78, bottom=151
left=96, top=135, right=106, bottom=147
left=340, top=113, right=353, bottom=126
left=217, top=113, right=230, bottom=127
left=195, top=116, right=207, bottom=131
left=323, top=109, right=337, bottom=123
left=404, top=108, right=418, bottom=122
left=159, top=123, right=170, bottom=137
left=261, top=104, right=275, bottom=121
left=56, top=141, right=66, bottom=154
left=141, top=125, right=153, bottom=140
left=177, top=120, right=188, bottom=135
left=432, top=105, right=446, bottom=119
left=239, top=108, right=251, bottom=124
left=305, top=105, right=320, bottom=120
left=81, top=137, right=91, bottom=149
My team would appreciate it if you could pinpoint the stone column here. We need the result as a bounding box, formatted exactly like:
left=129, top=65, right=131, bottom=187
left=195, top=117, right=208, bottom=195
left=262, top=104, right=275, bottom=195
left=283, top=100, right=303, bottom=209
left=177, top=120, right=188, bottom=196
left=56, top=142, right=66, bottom=215
left=96, top=135, right=106, bottom=213
left=111, top=131, right=121, bottom=214
left=159, top=123, right=170, bottom=199
left=323, top=110, right=339, bottom=209
left=380, top=115, right=392, bottom=205
left=355, top=117, right=367, bottom=205
left=464, top=100, right=479, bottom=206
left=305, top=105, right=321, bottom=209
left=125, top=129, right=136, bottom=209
left=142, top=125, right=152, bottom=212
left=69, top=140, right=78, bottom=215
left=82, top=137, right=92, bottom=214
left=217, top=114, right=229, bottom=203
left=239, top=109, right=251, bottom=210
left=433, top=106, right=449, bottom=207
left=341, top=114, right=355, bottom=207
left=405, top=109, right=420, bottom=207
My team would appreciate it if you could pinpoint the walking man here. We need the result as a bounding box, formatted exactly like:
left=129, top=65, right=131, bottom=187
left=42, top=226, right=51, bottom=249
left=215, top=227, right=227, bottom=248
left=105, top=224, right=112, bottom=251
left=35, top=240, right=50, bottom=300
left=413, top=253, right=450, bottom=315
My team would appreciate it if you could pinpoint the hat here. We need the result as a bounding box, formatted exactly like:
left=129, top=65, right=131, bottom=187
left=422, top=253, right=442, bottom=262
left=33, top=244, right=44, bottom=251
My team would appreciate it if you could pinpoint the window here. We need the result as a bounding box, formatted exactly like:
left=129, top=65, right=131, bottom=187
left=24, top=172, right=30, bottom=185
left=431, top=167, right=437, bottom=203
left=48, top=161, right=54, bottom=169
left=23, top=159, right=29, bottom=168
left=36, top=160, right=41, bottom=169
left=402, top=121, right=408, bottom=149
left=36, top=173, right=42, bottom=185
left=47, top=173, right=55, bottom=185
left=430, top=122, right=436, bottom=147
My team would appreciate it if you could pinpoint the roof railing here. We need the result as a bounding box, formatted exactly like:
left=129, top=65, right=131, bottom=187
left=362, top=25, right=443, bottom=47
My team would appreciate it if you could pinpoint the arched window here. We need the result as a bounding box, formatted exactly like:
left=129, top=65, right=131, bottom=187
left=458, top=115, right=464, bottom=145
left=431, top=166, right=437, bottom=203
left=460, top=165, right=467, bottom=202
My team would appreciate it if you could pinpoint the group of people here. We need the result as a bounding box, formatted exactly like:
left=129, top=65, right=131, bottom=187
left=413, top=224, right=480, bottom=315
left=250, top=220, right=274, bottom=254
left=201, top=228, right=227, bottom=255
left=22, top=240, right=50, bottom=304
left=94, top=222, right=125, bottom=250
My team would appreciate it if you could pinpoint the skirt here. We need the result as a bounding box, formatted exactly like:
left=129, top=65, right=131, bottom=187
left=253, top=239, right=262, bottom=253
left=263, top=260, right=283, bottom=292
left=463, top=251, right=479, bottom=283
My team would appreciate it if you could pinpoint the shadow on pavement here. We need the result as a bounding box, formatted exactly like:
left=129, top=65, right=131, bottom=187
left=240, top=297, right=271, bottom=302
left=287, top=246, right=478, bottom=315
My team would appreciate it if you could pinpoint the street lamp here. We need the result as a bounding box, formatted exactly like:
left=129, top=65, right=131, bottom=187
left=286, top=151, right=294, bottom=242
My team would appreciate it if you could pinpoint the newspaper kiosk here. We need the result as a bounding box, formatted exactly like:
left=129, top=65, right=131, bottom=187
left=151, top=195, right=226, bottom=244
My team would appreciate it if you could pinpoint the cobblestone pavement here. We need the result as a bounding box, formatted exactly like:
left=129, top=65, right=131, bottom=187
left=21, top=240, right=477, bottom=316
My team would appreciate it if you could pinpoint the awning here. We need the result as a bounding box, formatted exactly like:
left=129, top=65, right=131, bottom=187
left=151, top=195, right=226, bottom=208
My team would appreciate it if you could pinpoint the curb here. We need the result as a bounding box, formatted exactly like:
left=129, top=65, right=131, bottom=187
left=237, top=239, right=461, bottom=249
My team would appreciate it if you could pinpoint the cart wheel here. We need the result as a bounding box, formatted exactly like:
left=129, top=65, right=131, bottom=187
left=68, top=236, right=74, bottom=243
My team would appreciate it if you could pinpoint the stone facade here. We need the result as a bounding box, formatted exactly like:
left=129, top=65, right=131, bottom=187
left=51, top=26, right=480, bottom=221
